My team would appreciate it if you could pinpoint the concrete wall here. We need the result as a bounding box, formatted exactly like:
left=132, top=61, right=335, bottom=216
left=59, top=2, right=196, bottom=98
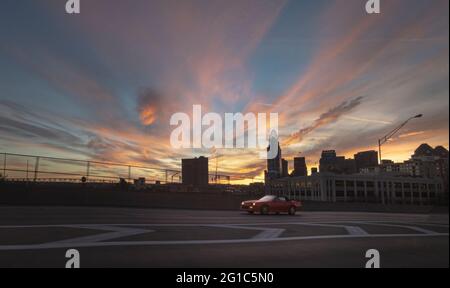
left=0, top=182, right=447, bottom=214
left=0, top=182, right=260, bottom=210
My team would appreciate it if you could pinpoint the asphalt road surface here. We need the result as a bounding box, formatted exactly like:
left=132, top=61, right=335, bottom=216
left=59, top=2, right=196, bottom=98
left=0, top=206, right=448, bottom=268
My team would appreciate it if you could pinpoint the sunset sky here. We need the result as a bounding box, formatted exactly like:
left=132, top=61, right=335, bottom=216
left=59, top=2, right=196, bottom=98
left=0, top=0, right=448, bottom=183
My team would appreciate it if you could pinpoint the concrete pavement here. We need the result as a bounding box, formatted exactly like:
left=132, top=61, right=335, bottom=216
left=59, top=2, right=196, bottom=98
left=0, top=206, right=448, bottom=267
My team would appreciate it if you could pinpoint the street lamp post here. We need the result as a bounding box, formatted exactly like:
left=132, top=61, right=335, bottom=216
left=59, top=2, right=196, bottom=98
left=378, top=114, right=423, bottom=164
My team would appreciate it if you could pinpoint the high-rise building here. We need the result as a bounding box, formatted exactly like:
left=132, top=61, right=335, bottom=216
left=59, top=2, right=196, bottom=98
left=403, top=144, right=443, bottom=178
left=434, top=146, right=449, bottom=198
left=292, top=157, right=307, bottom=176
left=281, top=158, right=289, bottom=177
left=319, top=150, right=356, bottom=174
left=343, top=158, right=357, bottom=174
left=319, top=150, right=344, bottom=173
left=414, top=143, right=435, bottom=157
left=182, top=156, right=209, bottom=186
left=359, top=144, right=449, bottom=198
left=265, top=141, right=282, bottom=182
left=354, top=150, right=379, bottom=172
left=406, top=144, right=449, bottom=196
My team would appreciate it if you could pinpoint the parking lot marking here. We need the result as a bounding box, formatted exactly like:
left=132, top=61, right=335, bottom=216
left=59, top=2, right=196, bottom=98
left=0, top=220, right=448, bottom=251
left=209, top=224, right=285, bottom=239
left=354, top=222, right=440, bottom=235
left=345, top=226, right=369, bottom=236
left=48, top=225, right=154, bottom=244
left=0, top=232, right=447, bottom=251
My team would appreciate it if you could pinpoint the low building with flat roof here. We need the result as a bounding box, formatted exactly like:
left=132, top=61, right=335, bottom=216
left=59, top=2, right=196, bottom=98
left=267, top=173, right=444, bottom=205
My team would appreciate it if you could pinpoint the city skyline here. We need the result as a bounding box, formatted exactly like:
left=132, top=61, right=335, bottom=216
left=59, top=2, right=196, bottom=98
left=0, top=0, right=449, bottom=184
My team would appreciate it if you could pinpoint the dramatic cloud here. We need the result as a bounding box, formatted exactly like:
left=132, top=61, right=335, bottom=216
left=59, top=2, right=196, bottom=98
left=283, top=97, right=364, bottom=146
left=137, top=88, right=164, bottom=126
left=0, top=0, right=448, bottom=183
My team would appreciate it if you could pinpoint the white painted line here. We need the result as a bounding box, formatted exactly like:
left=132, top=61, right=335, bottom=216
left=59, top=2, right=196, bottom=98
left=345, top=226, right=369, bottom=236
left=0, top=222, right=360, bottom=228
left=356, top=223, right=440, bottom=235
left=0, top=221, right=447, bottom=252
left=281, top=222, right=368, bottom=235
left=287, top=221, right=448, bottom=235
left=410, top=223, right=449, bottom=228
left=48, top=225, right=154, bottom=244
left=252, top=229, right=285, bottom=239
left=350, top=221, right=449, bottom=227
left=51, top=231, right=137, bottom=244
left=0, top=233, right=446, bottom=251
left=208, top=224, right=285, bottom=239
left=1, top=221, right=447, bottom=228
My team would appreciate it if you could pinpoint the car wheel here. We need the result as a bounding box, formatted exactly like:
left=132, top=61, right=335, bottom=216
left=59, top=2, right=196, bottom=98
left=260, top=205, right=269, bottom=215
left=288, top=206, right=296, bottom=215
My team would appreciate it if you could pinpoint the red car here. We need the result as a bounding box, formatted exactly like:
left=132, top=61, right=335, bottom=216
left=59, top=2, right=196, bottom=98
left=241, top=195, right=301, bottom=215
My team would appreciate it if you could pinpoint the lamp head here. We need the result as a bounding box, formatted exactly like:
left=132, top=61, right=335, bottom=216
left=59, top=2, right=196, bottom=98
left=414, top=114, right=423, bottom=118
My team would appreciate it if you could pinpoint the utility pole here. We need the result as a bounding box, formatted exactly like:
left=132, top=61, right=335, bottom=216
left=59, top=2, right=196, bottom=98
left=378, top=114, right=423, bottom=163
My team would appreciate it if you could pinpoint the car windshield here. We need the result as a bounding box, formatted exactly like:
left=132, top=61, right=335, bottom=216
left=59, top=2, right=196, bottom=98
left=259, top=195, right=277, bottom=202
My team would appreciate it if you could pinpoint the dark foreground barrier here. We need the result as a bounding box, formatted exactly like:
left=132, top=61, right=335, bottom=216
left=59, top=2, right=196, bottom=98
left=0, top=182, right=448, bottom=214
left=0, top=182, right=259, bottom=210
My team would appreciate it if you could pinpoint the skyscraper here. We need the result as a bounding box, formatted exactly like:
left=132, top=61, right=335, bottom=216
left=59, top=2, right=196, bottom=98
left=319, top=150, right=356, bottom=174
left=354, top=151, right=379, bottom=172
left=182, top=156, right=209, bottom=186
left=281, top=158, right=289, bottom=178
left=265, top=141, right=282, bottom=181
left=292, top=157, right=307, bottom=176
left=319, top=150, right=343, bottom=173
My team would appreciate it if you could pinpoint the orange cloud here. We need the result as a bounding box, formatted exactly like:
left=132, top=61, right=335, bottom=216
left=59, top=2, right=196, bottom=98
left=139, top=105, right=157, bottom=126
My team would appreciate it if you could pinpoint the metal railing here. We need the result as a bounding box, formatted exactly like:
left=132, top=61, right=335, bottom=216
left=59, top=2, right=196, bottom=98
left=0, top=152, right=264, bottom=185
